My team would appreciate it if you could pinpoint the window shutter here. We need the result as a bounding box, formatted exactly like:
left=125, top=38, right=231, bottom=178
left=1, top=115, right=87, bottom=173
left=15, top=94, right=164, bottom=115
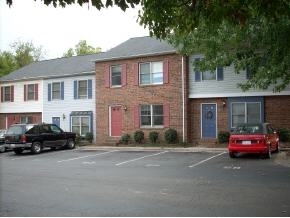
left=35, top=84, right=38, bottom=101
left=104, top=65, right=110, bottom=88
left=10, top=85, right=14, bottom=102
left=134, top=105, right=140, bottom=128
left=133, top=63, right=139, bottom=86
left=122, top=64, right=127, bottom=86
left=61, top=82, right=64, bottom=100
left=194, top=58, right=201, bottom=82
left=1, top=87, right=4, bottom=102
left=24, top=85, right=27, bottom=101
left=217, top=66, right=224, bottom=81
left=74, top=80, right=78, bottom=99
left=48, top=83, right=51, bottom=101
left=163, top=59, right=169, bottom=84
left=163, top=104, right=170, bottom=128
left=88, top=79, right=92, bottom=99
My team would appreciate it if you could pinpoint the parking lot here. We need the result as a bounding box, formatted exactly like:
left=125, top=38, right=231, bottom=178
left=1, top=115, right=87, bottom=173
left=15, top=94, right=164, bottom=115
left=1, top=148, right=290, bottom=216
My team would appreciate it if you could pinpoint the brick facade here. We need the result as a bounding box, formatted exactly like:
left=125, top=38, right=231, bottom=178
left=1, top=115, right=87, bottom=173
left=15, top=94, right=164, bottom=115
left=188, top=98, right=228, bottom=145
left=264, top=95, right=290, bottom=129
left=95, top=54, right=187, bottom=144
left=0, top=112, right=42, bottom=129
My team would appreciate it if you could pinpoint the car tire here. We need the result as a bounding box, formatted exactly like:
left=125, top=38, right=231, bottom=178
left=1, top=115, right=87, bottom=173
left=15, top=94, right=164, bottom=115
left=0, top=146, right=5, bottom=153
left=66, top=138, right=75, bottom=149
left=14, top=148, right=23, bottom=154
left=263, top=145, right=272, bottom=159
left=31, top=142, right=42, bottom=154
left=229, top=152, right=236, bottom=158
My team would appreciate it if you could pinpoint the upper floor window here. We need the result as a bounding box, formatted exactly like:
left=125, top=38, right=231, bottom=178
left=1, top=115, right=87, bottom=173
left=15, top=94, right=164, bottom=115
left=1, top=85, right=14, bottom=102
left=74, top=79, right=92, bottom=99
left=24, top=84, right=38, bottom=101
left=48, top=82, right=64, bottom=101
left=140, top=62, right=163, bottom=85
left=194, top=58, right=223, bottom=82
left=111, top=65, right=122, bottom=87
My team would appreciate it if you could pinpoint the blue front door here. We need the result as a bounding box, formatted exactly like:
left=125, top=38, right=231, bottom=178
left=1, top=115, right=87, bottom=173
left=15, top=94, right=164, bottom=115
left=52, top=117, right=60, bottom=127
left=202, top=104, right=216, bottom=138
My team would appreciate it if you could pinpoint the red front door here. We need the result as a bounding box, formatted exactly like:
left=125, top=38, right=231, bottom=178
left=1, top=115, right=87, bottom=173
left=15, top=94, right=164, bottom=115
left=111, top=106, right=122, bottom=137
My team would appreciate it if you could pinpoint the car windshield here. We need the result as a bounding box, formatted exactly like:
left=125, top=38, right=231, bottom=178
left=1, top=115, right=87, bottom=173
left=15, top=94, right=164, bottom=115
left=233, top=124, right=263, bottom=134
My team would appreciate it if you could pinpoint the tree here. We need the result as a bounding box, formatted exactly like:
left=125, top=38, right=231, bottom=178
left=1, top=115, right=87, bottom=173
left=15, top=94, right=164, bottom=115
left=0, top=41, right=45, bottom=77
left=63, top=40, right=101, bottom=57
left=6, top=0, right=290, bottom=91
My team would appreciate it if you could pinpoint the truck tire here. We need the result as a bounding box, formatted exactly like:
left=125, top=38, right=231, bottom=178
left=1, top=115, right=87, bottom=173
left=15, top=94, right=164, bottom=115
left=66, top=138, right=75, bottom=149
left=31, top=141, right=42, bottom=154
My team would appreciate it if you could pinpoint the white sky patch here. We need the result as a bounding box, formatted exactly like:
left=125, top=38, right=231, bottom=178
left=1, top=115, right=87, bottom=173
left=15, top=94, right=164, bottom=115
left=0, top=0, right=148, bottom=59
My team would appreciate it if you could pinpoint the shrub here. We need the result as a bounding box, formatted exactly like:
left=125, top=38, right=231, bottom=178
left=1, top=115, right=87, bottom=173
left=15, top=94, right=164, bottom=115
left=120, top=134, right=131, bottom=144
left=149, top=131, right=159, bottom=144
left=134, top=130, right=145, bottom=144
left=278, top=128, right=290, bottom=142
left=164, top=128, right=178, bottom=144
left=218, top=131, right=230, bottom=143
left=85, top=132, right=93, bottom=143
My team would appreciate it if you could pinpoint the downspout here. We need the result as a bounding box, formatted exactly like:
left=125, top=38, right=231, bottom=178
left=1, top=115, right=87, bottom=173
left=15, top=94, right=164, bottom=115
left=181, top=56, right=185, bottom=143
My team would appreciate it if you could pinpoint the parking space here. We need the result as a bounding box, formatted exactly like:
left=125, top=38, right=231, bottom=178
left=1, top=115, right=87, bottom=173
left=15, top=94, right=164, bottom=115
left=1, top=148, right=290, bottom=216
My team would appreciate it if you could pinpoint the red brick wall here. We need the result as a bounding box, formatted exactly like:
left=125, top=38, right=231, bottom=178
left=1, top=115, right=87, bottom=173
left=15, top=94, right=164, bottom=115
left=265, top=95, right=290, bottom=129
left=188, top=98, right=228, bottom=145
left=95, top=54, right=187, bottom=144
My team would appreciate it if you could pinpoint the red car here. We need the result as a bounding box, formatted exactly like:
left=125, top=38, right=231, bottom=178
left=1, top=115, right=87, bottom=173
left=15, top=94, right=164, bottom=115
left=228, top=123, right=279, bottom=158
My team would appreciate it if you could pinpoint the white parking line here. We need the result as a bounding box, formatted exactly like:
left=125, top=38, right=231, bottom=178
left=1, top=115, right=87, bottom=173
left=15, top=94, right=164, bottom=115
left=57, top=150, right=118, bottom=163
left=188, top=152, right=226, bottom=168
left=115, top=151, right=168, bottom=166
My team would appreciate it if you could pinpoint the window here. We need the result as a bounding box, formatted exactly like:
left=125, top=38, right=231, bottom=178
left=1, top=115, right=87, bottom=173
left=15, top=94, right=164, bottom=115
left=231, top=102, right=261, bottom=127
left=52, top=82, right=61, bottom=100
left=194, top=58, right=223, bottom=81
left=140, top=62, right=163, bottom=85
left=111, top=65, right=122, bottom=87
left=74, top=80, right=92, bottom=99
left=202, top=70, right=216, bottom=80
left=71, top=116, right=90, bottom=137
left=21, top=116, right=33, bottom=124
left=27, top=84, right=35, bottom=100
left=78, top=80, right=87, bottom=99
left=140, top=105, right=164, bottom=127
left=4, top=86, right=11, bottom=101
left=24, top=84, right=38, bottom=101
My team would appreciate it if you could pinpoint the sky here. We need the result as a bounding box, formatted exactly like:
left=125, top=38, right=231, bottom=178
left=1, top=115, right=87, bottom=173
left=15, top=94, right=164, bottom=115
left=0, top=0, right=149, bottom=60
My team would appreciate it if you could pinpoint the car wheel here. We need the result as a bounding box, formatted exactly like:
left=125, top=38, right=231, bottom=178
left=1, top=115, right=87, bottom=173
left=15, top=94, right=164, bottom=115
left=31, top=142, right=42, bottom=154
left=0, top=146, right=5, bottom=153
left=14, top=148, right=23, bottom=154
left=263, top=145, right=272, bottom=159
left=66, top=138, right=75, bottom=149
left=229, top=152, right=237, bottom=158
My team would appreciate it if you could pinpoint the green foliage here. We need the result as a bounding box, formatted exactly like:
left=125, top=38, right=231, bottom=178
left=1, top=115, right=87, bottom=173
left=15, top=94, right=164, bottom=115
left=278, top=128, right=290, bottom=142
left=218, top=131, right=230, bottom=144
left=149, top=131, right=159, bottom=144
left=164, top=128, right=178, bottom=144
left=134, top=130, right=144, bottom=144
left=120, top=134, right=131, bottom=145
left=85, top=132, right=93, bottom=143
left=0, top=40, right=44, bottom=77
left=63, top=40, right=101, bottom=57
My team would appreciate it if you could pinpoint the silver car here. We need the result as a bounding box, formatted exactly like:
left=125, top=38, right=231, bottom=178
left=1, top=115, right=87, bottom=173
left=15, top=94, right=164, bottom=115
left=0, top=129, right=7, bottom=152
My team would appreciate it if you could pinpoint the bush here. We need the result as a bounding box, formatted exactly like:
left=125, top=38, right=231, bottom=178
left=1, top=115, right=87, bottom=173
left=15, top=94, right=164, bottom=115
left=134, top=130, right=144, bottom=144
left=120, top=134, right=131, bottom=144
left=85, top=132, right=93, bottom=143
left=278, top=128, right=290, bottom=142
left=164, top=128, right=178, bottom=144
left=149, top=131, right=159, bottom=144
left=218, top=131, right=230, bottom=143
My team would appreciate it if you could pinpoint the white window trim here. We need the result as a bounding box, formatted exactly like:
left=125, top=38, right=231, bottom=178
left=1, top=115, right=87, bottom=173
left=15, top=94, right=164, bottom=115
left=139, top=61, right=164, bottom=86
left=140, top=104, right=164, bottom=128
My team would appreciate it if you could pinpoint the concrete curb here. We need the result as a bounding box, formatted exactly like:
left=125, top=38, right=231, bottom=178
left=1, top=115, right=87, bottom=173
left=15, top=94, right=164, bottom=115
left=76, top=145, right=228, bottom=153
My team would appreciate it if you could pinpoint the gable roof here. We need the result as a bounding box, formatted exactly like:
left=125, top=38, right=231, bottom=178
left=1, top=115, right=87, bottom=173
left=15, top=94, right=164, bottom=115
left=94, top=36, right=176, bottom=62
left=0, top=53, right=101, bottom=82
left=0, top=36, right=176, bottom=82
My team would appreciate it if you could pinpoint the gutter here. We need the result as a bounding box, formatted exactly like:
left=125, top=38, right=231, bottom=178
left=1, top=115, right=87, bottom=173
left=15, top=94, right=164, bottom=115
left=182, top=56, right=185, bottom=143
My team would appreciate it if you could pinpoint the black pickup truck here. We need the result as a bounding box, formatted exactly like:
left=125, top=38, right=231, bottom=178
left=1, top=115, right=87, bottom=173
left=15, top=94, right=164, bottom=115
left=5, top=123, right=76, bottom=154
